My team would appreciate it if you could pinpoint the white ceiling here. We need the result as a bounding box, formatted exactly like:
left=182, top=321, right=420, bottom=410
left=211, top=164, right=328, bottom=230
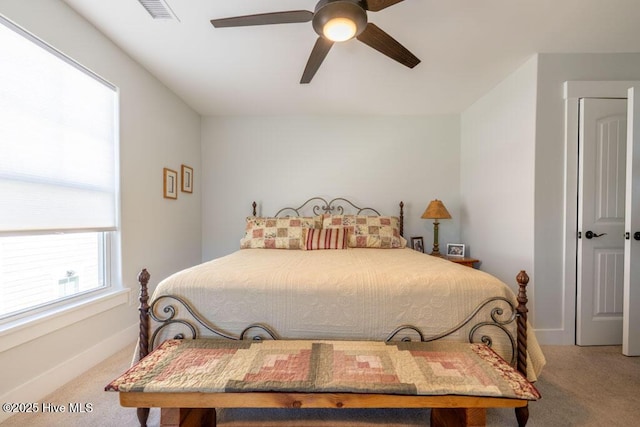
left=60, top=0, right=640, bottom=116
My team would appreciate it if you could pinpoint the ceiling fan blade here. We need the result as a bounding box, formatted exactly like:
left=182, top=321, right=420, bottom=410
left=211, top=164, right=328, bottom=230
left=211, top=10, right=313, bottom=28
left=364, top=0, right=405, bottom=12
left=300, top=37, right=334, bottom=84
left=356, top=23, right=420, bottom=68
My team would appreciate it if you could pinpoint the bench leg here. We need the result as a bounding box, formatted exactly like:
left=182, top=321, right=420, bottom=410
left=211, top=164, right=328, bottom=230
left=160, top=407, right=216, bottom=427
left=515, top=404, right=529, bottom=427
left=137, top=407, right=149, bottom=427
left=431, top=408, right=486, bottom=427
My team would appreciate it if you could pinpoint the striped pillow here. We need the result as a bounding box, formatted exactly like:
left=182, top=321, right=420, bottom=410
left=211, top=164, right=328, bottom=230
left=302, top=228, right=348, bottom=250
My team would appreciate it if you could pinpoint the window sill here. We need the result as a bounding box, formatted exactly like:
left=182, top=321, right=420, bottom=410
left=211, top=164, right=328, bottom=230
left=0, top=288, right=130, bottom=353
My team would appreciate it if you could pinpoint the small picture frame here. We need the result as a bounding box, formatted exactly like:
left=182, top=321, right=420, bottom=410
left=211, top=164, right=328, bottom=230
left=411, top=236, right=424, bottom=253
left=447, top=243, right=465, bottom=257
left=163, top=168, right=178, bottom=199
left=181, top=164, right=193, bottom=193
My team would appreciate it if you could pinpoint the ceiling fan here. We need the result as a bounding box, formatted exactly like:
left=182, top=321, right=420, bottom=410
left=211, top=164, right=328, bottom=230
left=210, top=0, right=421, bottom=84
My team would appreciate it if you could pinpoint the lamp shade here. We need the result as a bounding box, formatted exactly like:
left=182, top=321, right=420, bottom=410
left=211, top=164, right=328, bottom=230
left=421, top=199, right=451, bottom=220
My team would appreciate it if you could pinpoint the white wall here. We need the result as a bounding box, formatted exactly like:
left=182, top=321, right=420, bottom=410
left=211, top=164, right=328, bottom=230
left=460, top=53, right=640, bottom=345
left=534, top=53, right=640, bottom=344
left=460, top=56, right=538, bottom=299
left=0, top=0, right=201, bottom=414
left=202, top=115, right=461, bottom=260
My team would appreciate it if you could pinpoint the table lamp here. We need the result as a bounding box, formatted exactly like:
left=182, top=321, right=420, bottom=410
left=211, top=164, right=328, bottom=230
left=421, top=199, right=451, bottom=257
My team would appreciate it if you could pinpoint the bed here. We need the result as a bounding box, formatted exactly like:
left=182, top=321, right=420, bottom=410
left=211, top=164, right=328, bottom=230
left=134, top=197, right=545, bottom=425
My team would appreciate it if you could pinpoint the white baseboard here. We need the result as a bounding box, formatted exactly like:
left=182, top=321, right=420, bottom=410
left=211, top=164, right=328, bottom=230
left=0, top=323, right=137, bottom=423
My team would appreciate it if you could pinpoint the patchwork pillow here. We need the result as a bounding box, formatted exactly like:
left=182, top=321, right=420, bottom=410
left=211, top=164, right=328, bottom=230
left=323, top=215, right=405, bottom=249
left=301, top=228, right=348, bottom=250
left=240, top=216, right=321, bottom=249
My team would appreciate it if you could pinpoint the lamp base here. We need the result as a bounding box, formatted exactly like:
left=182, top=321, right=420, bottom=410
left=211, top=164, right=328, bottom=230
left=430, top=251, right=445, bottom=258
left=430, top=220, right=443, bottom=258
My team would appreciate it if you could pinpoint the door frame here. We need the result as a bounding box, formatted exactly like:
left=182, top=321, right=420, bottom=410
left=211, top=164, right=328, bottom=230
left=563, top=81, right=640, bottom=345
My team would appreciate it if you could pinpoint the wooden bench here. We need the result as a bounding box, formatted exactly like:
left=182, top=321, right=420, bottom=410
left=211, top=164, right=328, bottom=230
left=107, top=339, right=539, bottom=427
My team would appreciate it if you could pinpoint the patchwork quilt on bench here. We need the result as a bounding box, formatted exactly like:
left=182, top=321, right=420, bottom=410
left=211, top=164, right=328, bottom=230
left=106, top=339, right=539, bottom=402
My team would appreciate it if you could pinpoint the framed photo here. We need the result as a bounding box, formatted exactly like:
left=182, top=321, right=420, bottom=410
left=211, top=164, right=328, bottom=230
left=181, top=164, right=193, bottom=193
left=447, top=243, right=465, bottom=257
left=411, top=236, right=424, bottom=253
left=163, top=168, right=178, bottom=199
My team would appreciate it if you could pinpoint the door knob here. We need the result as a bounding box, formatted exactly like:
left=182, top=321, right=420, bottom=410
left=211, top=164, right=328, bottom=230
left=584, top=231, right=607, bottom=239
left=635, top=231, right=640, bottom=241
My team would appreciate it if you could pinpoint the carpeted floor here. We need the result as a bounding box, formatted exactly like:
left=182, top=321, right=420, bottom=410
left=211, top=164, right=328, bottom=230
left=1, top=342, right=639, bottom=426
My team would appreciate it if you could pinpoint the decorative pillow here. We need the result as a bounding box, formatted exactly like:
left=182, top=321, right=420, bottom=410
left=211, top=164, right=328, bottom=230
left=323, top=215, right=405, bottom=249
left=322, top=214, right=359, bottom=235
left=240, top=216, right=321, bottom=249
left=301, top=228, right=348, bottom=250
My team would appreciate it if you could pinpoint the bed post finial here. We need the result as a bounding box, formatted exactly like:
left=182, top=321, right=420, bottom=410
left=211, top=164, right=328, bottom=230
left=252, top=201, right=257, bottom=216
left=138, top=268, right=151, bottom=360
left=137, top=268, right=151, bottom=427
left=515, top=270, right=530, bottom=427
left=399, top=201, right=404, bottom=237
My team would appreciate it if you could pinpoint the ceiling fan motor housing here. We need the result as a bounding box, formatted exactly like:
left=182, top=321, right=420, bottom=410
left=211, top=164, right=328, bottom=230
left=312, top=0, right=368, bottom=40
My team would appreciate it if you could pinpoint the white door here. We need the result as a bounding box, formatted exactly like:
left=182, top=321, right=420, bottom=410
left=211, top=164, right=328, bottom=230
left=623, top=86, right=640, bottom=356
left=577, top=98, right=627, bottom=346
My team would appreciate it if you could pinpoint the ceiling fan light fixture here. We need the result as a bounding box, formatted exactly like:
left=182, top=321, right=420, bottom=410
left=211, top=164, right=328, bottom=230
left=208, top=0, right=420, bottom=84
left=323, top=17, right=357, bottom=42
left=313, top=0, right=368, bottom=41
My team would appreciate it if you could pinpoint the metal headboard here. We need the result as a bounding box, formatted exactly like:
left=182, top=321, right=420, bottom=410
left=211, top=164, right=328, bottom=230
left=251, top=197, right=404, bottom=237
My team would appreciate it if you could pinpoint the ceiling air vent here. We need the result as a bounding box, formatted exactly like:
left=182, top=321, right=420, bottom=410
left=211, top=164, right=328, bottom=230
left=137, top=0, right=178, bottom=20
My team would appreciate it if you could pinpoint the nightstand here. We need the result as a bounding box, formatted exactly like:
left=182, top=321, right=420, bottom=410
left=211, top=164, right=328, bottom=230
left=445, top=256, right=480, bottom=268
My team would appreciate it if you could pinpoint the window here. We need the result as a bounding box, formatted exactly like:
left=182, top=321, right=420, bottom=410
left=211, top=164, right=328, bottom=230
left=0, top=15, right=119, bottom=321
left=0, top=233, right=109, bottom=318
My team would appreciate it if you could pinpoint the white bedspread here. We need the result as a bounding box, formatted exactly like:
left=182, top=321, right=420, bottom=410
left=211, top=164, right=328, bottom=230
left=147, top=248, right=545, bottom=380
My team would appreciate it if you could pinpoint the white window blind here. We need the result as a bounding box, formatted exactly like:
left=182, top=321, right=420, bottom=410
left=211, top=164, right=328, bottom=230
left=0, top=15, right=118, bottom=234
